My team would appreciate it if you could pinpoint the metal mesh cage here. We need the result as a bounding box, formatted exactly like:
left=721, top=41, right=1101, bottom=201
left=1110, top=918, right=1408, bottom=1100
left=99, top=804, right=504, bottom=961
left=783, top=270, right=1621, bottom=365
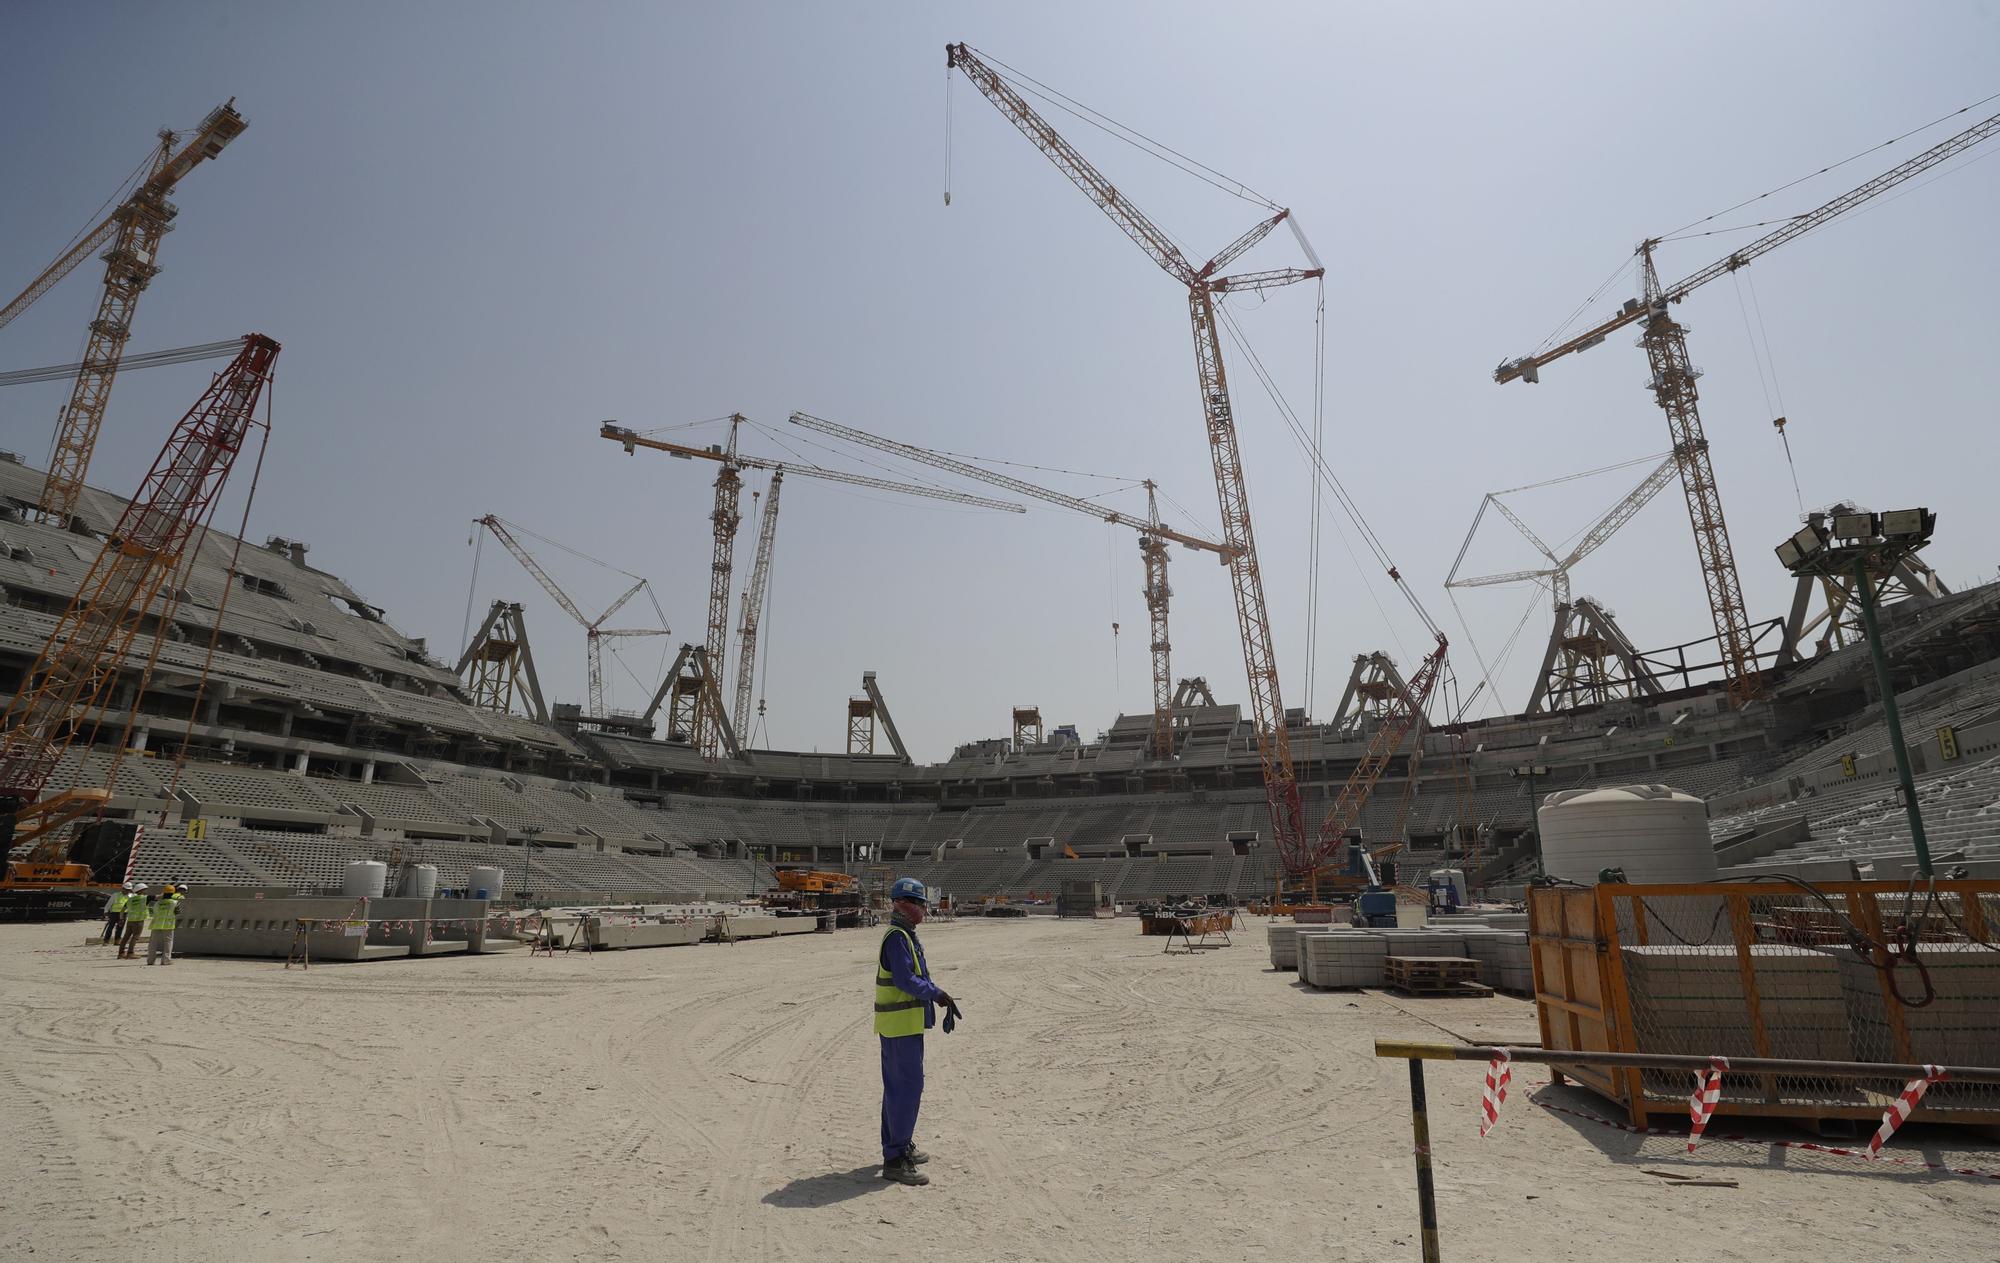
left=1532, top=882, right=2000, bottom=1123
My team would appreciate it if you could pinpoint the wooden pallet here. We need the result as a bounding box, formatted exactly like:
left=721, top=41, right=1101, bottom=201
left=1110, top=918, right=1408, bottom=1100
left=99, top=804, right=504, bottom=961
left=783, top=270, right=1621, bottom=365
left=1384, top=955, right=1484, bottom=996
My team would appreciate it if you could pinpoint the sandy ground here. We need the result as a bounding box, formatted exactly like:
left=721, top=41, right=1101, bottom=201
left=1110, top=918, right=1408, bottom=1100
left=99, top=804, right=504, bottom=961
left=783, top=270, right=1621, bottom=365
left=3, top=915, right=1997, bottom=1262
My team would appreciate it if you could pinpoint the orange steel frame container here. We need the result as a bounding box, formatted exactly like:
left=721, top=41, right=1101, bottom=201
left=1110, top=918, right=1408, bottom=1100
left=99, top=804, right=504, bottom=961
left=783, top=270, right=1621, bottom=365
left=1528, top=880, right=2000, bottom=1127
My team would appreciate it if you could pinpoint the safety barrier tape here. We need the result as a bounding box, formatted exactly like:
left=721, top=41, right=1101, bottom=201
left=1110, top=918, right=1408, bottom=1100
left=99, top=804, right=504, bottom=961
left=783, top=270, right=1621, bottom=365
left=1532, top=1090, right=2000, bottom=1182
left=1869, top=1065, right=1948, bottom=1158
left=1479, top=1049, right=1512, bottom=1137
left=1687, top=1056, right=1729, bottom=1153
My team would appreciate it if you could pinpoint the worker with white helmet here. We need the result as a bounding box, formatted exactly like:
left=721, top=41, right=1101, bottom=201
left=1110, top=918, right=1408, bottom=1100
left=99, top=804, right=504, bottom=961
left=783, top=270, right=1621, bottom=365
left=100, top=882, right=134, bottom=945
left=875, top=876, right=962, bottom=1186
left=115, top=884, right=149, bottom=959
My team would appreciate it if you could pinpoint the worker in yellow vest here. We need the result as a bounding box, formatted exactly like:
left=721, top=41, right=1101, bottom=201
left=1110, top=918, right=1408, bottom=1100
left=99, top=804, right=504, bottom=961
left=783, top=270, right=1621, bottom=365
left=876, top=877, right=961, bottom=1186
left=115, top=884, right=150, bottom=959
left=145, top=885, right=184, bottom=965
left=101, top=881, right=136, bottom=944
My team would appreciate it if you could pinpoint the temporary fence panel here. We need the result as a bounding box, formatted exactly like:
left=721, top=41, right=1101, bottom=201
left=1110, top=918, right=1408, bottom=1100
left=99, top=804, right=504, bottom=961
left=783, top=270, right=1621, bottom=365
left=1529, top=880, right=2000, bottom=1126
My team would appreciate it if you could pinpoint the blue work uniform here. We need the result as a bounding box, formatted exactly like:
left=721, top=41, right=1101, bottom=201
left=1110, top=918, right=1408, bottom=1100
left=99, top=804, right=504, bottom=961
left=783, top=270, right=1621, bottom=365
left=878, top=914, right=944, bottom=1165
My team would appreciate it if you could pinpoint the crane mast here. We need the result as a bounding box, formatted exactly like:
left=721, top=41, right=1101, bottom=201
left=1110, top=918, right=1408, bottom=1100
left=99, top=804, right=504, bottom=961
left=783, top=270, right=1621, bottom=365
left=22, top=101, right=249, bottom=529
left=701, top=416, right=747, bottom=760
left=1495, top=104, right=2000, bottom=705
left=0, top=334, right=278, bottom=805
left=1139, top=482, right=1173, bottom=759
left=944, top=43, right=1322, bottom=869
left=734, top=470, right=783, bottom=744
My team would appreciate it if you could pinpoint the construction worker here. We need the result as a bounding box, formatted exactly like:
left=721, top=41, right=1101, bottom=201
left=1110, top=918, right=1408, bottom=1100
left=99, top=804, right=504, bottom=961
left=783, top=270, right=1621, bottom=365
left=145, top=884, right=183, bottom=965
left=115, top=884, right=149, bottom=958
left=876, top=876, right=961, bottom=1186
left=100, top=882, right=133, bottom=944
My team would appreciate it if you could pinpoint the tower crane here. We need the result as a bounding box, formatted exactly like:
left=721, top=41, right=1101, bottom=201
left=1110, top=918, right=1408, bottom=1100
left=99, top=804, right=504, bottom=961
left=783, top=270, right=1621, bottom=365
left=1, top=100, right=248, bottom=529
left=0, top=335, right=277, bottom=913
left=945, top=42, right=1328, bottom=874
left=786, top=409, right=1232, bottom=759
left=600, top=420, right=1022, bottom=756
left=1447, top=454, right=1680, bottom=712
left=1495, top=104, right=2000, bottom=706
left=471, top=516, right=667, bottom=721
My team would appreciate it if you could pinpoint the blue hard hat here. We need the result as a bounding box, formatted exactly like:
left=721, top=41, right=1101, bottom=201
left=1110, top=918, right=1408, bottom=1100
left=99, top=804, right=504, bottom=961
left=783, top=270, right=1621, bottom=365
left=891, top=877, right=928, bottom=903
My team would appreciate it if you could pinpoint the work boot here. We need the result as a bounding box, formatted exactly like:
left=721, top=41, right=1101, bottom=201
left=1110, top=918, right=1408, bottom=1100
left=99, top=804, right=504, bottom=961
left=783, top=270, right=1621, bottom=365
left=881, top=1156, right=930, bottom=1186
left=904, top=1144, right=931, bottom=1165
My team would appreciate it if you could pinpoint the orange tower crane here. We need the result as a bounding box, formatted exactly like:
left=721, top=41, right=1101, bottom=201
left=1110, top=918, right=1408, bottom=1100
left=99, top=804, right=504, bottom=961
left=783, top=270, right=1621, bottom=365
left=786, top=409, right=1232, bottom=759
left=0, top=334, right=278, bottom=833
left=1495, top=104, right=2000, bottom=706
left=601, top=420, right=1023, bottom=756
left=0, top=101, right=248, bottom=529
left=946, top=42, right=1324, bottom=873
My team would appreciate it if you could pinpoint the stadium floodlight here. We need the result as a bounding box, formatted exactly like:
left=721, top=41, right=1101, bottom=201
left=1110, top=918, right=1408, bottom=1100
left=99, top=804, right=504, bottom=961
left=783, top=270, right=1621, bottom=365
left=1773, top=508, right=1938, bottom=876
left=1881, top=508, right=1934, bottom=541
left=1832, top=511, right=1879, bottom=541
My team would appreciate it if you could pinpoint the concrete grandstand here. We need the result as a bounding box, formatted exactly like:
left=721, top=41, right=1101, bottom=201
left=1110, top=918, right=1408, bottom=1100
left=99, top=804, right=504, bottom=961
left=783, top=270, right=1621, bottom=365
left=6, top=450, right=1999, bottom=905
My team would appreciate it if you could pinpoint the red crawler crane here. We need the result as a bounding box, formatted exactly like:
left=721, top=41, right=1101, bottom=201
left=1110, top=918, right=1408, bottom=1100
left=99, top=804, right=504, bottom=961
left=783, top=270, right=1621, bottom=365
left=0, top=335, right=279, bottom=910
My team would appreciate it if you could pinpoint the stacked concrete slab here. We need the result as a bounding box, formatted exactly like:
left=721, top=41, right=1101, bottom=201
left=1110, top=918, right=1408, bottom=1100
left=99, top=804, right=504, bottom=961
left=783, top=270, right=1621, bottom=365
left=1621, top=944, right=1851, bottom=1061
left=1832, top=942, right=2000, bottom=1066
left=1299, top=929, right=1386, bottom=989
left=1456, top=928, right=1534, bottom=994
left=1267, top=922, right=1304, bottom=970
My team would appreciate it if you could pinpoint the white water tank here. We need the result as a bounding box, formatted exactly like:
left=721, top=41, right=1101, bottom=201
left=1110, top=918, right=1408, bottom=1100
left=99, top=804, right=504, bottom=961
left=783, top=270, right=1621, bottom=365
left=1538, top=784, right=1717, bottom=884
left=401, top=863, right=439, bottom=900
left=342, top=860, right=388, bottom=898
left=468, top=864, right=506, bottom=900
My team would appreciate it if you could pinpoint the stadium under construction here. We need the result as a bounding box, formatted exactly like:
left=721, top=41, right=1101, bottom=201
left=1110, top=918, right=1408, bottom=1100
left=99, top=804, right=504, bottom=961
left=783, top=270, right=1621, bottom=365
left=5, top=21, right=2000, bottom=1263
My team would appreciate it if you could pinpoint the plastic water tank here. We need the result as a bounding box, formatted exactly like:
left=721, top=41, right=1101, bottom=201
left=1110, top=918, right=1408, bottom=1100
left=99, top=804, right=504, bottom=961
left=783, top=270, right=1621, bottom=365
left=402, top=863, right=439, bottom=900
left=342, top=860, right=388, bottom=898
left=468, top=864, right=506, bottom=901
left=1537, top=784, right=1717, bottom=884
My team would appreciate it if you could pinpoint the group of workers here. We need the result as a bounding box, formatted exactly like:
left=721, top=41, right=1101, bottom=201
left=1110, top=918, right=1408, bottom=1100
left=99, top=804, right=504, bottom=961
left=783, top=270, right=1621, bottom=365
left=99, top=881, right=185, bottom=964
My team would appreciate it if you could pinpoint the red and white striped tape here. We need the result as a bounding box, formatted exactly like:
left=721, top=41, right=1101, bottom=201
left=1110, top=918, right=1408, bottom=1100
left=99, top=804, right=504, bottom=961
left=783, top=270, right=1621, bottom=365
left=1687, top=1056, right=1729, bottom=1153
left=1868, top=1065, right=1948, bottom=1158
left=1479, top=1049, right=1512, bottom=1137
left=1532, top=1092, right=2000, bottom=1182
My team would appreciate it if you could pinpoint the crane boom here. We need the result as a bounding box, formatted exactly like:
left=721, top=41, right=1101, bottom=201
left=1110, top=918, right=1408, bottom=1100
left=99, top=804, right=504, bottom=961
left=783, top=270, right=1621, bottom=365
left=474, top=516, right=664, bottom=717
left=946, top=45, right=1197, bottom=286
left=734, top=471, right=783, bottom=744
left=1495, top=106, right=2000, bottom=384
left=603, top=414, right=1023, bottom=756
left=946, top=42, right=1325, bottom=870
left=476, top=516, right=592, bottom=627
left=0, top=334, right=278, bottom=804
left=600, top=424, right=1026, bottom=512
left=0, top=217, right=119, bottom=332
left=785, top=409, right=1226, bottom=760
left=783, top=412, right=1228, bottom=554
left=31, top=101, right=249, bottom=528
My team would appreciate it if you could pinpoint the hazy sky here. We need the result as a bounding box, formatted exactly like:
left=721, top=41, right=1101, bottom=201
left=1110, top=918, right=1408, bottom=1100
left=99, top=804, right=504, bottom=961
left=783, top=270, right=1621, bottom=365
left=4, top=3, right=1996, bottom=760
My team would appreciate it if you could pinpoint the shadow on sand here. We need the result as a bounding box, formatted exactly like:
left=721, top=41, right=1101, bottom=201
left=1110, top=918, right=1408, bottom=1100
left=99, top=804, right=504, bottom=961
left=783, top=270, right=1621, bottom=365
left=762, top=1164, right=889, bottom=1208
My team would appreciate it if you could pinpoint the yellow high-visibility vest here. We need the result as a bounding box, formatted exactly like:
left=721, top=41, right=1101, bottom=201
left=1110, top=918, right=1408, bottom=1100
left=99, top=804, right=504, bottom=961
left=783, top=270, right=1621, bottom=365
left=148, top=895, right=182, bottom=931
left=873, top=926, right=927, bottom=1037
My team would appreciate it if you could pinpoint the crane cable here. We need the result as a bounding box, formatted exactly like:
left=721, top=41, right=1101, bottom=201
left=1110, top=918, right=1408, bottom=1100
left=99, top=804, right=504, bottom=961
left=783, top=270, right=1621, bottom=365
left=1656, top=88, right=2000, bottom=243
left=969, top=46, right=1282, bottom=212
